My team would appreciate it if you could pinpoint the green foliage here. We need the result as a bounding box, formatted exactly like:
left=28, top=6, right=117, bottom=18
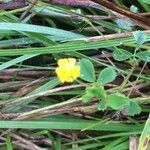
left=97, top=99, right=107, bottom=111
left=139, top=0, right=150, bottom=4
left=136, top=51, right=150, bottom=62
left=124, top=100, right=141, bottom=116
left=105, top=93, right=130, bottom=110
left=79, top=58, right=95, bottom=82
left=80, top=59, right=141, bottom=113
left=82, top=84, right=106, bottom=102
left=0, top=22, right=84, bottom=40
left=0, top=37, right=149, bottom=56
left=113, top=49, right=132, bottom=61
left=133, top=30, right=147, bottom=48
left=82, top=84, right=141, bottom=113
left=6, top=135, right=13, bottom=150
left=0, top=120, right=143, bottom=131
left=82, top=85, right=137, bottom=113
left=97, top=66, right=117, bottom=85
left=0, top=54, right=37, bottom=71
left=101, top=137, right=128, bottom=150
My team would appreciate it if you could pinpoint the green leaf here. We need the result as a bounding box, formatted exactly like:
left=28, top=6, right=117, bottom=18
left=133, top=31, right=147, bottom=48
left=106, top=93, right=130, bottom=110
left=136, top=51, right=150, bottom=62
left=82, top=84, right=106, bottom=103
left=124, top=101, right=141, bottom=116
left=82, top=94, right=93, bottom=103
left=86, top=85, right=106, bottom=99
left=0, top=54, right=37, bottom=71
left=113, top=49, right=132, bottom=61
left=6, top=135, right=13, bottom=150
left=0, top=35, right=149, bottom=57
left=97, top=100, right=107, bottom=111
left=0, top=120, right=142, bottom=131
left=79, top=58, right=95, bottom=82
left=139, top=0, right=150, bottom=4
left=97, top=67, right=117, bottom=85
left=0, top=22, right=85, bottom=40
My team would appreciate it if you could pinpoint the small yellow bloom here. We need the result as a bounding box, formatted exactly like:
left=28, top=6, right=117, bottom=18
left=55, top=58, right=80, bottom=83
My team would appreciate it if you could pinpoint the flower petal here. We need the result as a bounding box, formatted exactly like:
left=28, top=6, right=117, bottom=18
left=55, top=58, right=80, bottom=83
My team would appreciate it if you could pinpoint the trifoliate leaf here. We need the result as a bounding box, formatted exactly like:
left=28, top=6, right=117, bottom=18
left=79, top=58, right=95, bottom=82
left=113, top=49, right=132, bottom=61
left=124, top=100, right=141, bottom=116
left=136, top=51, right=150, bottom=62
left=133, top=31, right=147, bottom=48
left=106, top=93, right=130, bottom=110
left=97, top=67, right=117, bottom=85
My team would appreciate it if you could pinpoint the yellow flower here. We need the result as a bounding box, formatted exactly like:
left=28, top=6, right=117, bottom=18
left=55, top=58, right=80, bottom=83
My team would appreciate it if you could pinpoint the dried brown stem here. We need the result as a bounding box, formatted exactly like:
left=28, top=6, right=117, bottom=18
left=91, top=0, right=150, bottom=29
left=0, top=0, right=26, bottom=10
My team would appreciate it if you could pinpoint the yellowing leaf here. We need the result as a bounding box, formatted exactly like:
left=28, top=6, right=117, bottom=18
left=138, top=115, right=150, bottom=150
